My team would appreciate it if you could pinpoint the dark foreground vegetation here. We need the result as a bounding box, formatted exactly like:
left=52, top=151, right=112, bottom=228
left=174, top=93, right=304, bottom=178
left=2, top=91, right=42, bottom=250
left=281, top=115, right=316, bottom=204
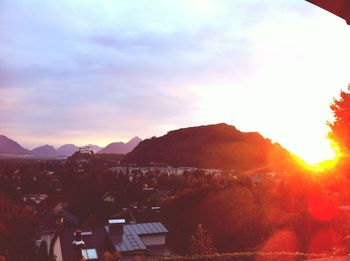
left=3, top=153, right=350, bottom=260
left=151, top=252, right=328, bottom=261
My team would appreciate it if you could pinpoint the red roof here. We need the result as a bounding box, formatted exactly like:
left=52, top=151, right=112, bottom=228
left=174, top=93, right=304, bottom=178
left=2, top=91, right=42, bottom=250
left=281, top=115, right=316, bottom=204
left=306, top=0, right=350, bottom=24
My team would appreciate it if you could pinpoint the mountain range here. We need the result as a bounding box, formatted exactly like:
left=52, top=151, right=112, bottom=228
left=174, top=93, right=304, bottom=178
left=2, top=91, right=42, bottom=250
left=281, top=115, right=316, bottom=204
left=0, top=135, right=141, bottom=158
left=0, top=123, right=289, bottom=169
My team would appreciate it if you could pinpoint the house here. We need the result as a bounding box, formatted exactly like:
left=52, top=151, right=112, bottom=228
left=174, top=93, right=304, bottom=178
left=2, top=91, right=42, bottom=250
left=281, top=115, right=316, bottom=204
left=79, top=145, right=94, bottom=154
left=48, top=219, right=172, bottom=260
left=106, top=219, right=170, bottom=257
left=23, top=193, right=48, bottom=205
left=38, top=203, right=80, bottom=236
left=58, top=228, right=111, bottom=261
left=58, top=209, right=80, bottom=227
left=110, top=209, right=136, bottom=224
left=52, top=202, right=80, bottom=227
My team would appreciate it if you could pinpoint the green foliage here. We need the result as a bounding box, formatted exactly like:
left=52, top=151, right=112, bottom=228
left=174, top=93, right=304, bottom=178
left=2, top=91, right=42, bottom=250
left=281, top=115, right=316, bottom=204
left=328, top=86, right=350, bottom=155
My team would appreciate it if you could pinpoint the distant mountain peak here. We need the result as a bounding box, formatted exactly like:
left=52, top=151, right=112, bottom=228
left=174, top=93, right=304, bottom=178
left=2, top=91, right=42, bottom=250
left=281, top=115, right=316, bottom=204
left=127, top=136, right=142, bottom=145
left=57, top=144, right=79, bottom=156
left=129, top=136, right=142, bottom=141
left=60, top=143, right=76, bottom=147
left=90, top=144, right=103, bottom=153
left=40, top=144, right=54, bottom=148
left=0, top=135, right=29, bottom=155
left=98, top=136, right=142, bottom=155
left=31, top=144, right=58, bottom=156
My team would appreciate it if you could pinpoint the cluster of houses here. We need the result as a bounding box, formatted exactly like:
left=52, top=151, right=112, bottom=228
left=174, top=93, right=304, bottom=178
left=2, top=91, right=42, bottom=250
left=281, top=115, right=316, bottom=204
left=67, top=150, right=123, bottom=174
left=0, top=155, right=286, bottom=261
left=23, top=193, right=48, bottom=205
left=108, top=166, right=227, bottom=177
left=78, top=145, right=95, bottom=155
left=0, top=167, right=63, bottom=204
left=38, top=214, right=173, bottom=260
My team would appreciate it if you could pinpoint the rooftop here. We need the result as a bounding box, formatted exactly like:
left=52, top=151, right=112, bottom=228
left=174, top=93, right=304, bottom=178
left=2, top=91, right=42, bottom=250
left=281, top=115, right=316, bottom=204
left=107, top=222, right=168, bottom=253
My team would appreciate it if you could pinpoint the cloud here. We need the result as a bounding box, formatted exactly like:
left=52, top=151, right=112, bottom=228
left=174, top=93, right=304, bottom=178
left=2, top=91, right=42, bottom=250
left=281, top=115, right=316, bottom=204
left=1, top=0, right=345, bottom=156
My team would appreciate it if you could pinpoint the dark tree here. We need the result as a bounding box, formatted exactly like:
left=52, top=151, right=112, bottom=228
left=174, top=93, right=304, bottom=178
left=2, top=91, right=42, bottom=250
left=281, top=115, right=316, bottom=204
left=189, top=224, right=216, bottom=255
left=38, top=241, right=48, bottom=261
left=0, top=195, right=38, bottom=260
left=328, top=86, right=350, bottom=155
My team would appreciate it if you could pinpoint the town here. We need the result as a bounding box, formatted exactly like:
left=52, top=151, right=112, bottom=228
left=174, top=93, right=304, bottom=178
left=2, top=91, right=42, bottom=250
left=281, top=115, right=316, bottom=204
left=0, top=143, right=286, bottom=261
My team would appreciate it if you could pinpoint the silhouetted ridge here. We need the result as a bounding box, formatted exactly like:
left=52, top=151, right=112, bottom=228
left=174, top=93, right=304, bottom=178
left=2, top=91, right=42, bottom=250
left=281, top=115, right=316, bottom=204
left=31, top=145, right=58, bottom=157
left=123, top=123, right=283, bottom=169
left=0, top=135, right=29, bottom=155
left=98, top=136, right=142, bottom=154
left=57, top=144, right=78, bottom=156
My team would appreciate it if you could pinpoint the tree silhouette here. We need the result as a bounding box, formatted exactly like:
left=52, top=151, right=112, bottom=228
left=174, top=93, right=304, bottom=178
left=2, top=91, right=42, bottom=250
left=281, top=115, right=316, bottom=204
left=328, top=86, right=350, bottom=155
left=0, top=195, right=38, bottom=260
left=189, top=224, right=216, bottom=255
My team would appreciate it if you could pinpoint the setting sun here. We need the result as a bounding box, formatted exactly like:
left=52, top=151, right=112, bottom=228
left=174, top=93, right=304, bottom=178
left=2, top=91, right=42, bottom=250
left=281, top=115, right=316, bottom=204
left=290, top=136, right=341, bottom=172
left=295, top=138, right=337, bottom=166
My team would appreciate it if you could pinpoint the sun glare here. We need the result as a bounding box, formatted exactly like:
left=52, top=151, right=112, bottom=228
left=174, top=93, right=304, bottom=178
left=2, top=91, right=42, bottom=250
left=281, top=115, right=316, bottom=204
left=293, top=138, right=339, bottom=171
left=298, top=142, right=336, bottom=165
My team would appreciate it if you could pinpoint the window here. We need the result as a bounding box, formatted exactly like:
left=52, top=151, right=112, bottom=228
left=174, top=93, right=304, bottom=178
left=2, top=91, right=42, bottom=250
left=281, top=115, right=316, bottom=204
left=81, top=231, right=93, bottom=236
left=82, top=249, right=98, bottom=260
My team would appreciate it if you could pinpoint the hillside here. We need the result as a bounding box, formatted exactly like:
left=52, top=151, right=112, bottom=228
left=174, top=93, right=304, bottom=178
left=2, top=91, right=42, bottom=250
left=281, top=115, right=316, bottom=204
left=31, top=145, right=58, bottom=157
left=98, top=136, right=141, bottom=154
left=123, top=123, right=288, bottom=170
left=0, top=135, right=29, bottom=155
left=57, top=144, right=78, bottom=156
left=91, top=144, right=103, bottom=153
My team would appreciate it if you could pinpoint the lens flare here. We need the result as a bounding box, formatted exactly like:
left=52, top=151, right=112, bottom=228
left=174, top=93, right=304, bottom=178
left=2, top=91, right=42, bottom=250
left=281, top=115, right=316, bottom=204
left=292, top=138, right=340, bottom=172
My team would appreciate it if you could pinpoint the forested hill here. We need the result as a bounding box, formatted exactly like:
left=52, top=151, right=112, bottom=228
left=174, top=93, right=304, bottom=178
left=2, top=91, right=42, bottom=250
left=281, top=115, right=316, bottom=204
left=123, top=123, right=289, bottom=170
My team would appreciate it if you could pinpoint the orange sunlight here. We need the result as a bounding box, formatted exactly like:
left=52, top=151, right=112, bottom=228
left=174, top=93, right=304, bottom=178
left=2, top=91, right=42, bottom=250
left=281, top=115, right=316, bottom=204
left=293, top=138, right=340, bottom=172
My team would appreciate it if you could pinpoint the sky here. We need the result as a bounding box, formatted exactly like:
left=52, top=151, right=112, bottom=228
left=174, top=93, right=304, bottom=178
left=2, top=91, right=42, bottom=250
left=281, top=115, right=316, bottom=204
left=1, top=0, right=350, bottom=163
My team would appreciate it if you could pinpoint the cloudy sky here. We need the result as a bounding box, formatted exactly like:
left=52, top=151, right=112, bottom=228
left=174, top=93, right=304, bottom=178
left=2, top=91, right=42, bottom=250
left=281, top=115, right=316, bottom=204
left=1, top=0, right=350, bottom=162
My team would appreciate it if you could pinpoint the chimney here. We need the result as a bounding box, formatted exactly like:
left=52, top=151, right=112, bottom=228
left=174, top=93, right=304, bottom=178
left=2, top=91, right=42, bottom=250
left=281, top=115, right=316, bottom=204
left=72, top=230, right=85, bottom=260
left=108, top=219, right=126, bottom=235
